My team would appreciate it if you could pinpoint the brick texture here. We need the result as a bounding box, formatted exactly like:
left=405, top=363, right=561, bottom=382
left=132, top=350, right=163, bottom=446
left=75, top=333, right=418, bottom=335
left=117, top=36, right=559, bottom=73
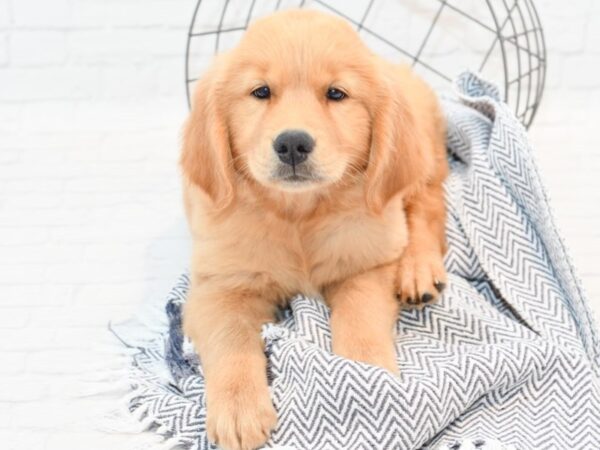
left=0, top=1, right=599, bottom=449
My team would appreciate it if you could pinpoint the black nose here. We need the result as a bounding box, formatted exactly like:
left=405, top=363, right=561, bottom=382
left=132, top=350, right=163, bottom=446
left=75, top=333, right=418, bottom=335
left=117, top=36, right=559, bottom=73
left=273, top=130, right=315, bottom=166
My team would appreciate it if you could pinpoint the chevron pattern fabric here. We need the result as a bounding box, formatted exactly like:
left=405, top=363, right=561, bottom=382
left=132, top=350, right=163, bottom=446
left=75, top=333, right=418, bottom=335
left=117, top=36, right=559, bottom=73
left=114, top=73, right=600, bottom=450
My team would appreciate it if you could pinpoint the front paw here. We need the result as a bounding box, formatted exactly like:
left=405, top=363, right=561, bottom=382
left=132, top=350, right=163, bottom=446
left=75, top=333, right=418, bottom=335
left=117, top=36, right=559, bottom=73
left=395, top=249, right=446, bottom=307
left=206, top=376, right=277, bottom=450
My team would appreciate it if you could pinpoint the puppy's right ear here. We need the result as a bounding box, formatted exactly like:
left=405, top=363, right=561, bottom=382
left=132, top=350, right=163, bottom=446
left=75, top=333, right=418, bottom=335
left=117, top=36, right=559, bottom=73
left=181, top=56, right=234, bottom=210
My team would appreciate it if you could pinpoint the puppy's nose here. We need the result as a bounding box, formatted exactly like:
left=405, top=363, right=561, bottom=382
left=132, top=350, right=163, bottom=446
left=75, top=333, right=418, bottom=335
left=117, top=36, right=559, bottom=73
left=273, top=130, right=314, bottom=166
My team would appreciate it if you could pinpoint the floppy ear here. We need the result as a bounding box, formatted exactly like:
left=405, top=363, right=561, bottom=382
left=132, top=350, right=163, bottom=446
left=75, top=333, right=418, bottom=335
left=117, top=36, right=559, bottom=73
left=181, top=57, right=234, bottom=210
left=365, top=65, right=430, bottom=213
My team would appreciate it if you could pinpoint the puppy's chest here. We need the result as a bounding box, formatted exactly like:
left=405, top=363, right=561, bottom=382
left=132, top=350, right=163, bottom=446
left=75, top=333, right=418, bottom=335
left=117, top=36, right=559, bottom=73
left=283, top=202, right=409, bottom=289
left=209, top=197, right=409, bottom=295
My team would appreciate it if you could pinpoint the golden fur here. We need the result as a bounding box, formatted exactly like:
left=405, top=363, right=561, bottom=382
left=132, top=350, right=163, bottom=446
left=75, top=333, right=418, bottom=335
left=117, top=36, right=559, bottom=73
left=181, top=10, right=448, bottom=450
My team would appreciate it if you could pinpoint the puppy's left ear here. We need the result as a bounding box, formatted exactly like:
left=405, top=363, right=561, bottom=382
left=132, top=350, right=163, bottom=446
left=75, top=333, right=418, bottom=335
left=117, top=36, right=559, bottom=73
left=365, top=64, right=433, bottom=212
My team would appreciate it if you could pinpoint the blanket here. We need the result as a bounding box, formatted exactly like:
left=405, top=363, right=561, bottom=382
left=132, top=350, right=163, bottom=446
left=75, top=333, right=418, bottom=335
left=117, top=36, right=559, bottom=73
left=112, top=73, right=600, bottom=449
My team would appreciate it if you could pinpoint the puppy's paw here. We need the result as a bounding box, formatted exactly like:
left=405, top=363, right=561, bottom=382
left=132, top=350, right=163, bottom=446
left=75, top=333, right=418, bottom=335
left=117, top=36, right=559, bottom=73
left=395, top=249, right=446, bottom=308
left=206, top=377, right=277, bottom=450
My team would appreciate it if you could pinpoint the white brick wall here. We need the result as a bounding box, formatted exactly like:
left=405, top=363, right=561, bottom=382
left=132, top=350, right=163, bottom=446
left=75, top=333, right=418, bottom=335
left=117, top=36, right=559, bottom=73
left=0, top=1, right=599, bottom=449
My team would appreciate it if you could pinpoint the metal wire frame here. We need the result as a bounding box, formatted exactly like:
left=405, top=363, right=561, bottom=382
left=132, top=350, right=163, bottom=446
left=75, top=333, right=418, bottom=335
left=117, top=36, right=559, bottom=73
left=185, top=0, right=546, bottom=129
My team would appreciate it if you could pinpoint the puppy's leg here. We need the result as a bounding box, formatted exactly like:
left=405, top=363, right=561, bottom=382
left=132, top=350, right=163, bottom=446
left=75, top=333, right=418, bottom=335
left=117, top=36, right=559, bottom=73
left=184, top=285, right=278, bottom=450
left=327, top=264, right=399, bottom=374
left=396, top=182, right=447, bottom=307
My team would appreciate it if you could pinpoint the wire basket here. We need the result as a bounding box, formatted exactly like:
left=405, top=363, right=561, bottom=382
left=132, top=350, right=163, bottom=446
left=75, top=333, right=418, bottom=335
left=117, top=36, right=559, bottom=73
left=185, top=0, right=546, bottom=129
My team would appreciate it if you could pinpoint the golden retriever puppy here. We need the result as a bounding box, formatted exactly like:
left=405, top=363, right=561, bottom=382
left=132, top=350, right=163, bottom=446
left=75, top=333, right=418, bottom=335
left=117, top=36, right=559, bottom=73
left=181, top=9, right=448, bottom=450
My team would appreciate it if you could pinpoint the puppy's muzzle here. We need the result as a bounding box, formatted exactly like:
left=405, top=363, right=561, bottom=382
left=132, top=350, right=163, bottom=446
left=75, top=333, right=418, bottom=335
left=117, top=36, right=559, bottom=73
left=273, top=130, right=314, bottom=166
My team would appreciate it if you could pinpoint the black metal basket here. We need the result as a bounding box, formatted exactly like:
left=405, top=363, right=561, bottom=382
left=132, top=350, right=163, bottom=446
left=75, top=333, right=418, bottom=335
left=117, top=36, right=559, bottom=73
left=185, top=0, right=546, bottom=128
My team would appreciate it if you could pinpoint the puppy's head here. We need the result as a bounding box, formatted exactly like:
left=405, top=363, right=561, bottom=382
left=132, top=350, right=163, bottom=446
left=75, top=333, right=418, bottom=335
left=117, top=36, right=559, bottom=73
left=182, top=10, right=424, bottom=211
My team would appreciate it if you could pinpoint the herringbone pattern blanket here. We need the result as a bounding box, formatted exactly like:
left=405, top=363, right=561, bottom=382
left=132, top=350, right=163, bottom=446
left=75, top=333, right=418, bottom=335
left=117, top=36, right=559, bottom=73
left=114, top=73, right=600, bottom=449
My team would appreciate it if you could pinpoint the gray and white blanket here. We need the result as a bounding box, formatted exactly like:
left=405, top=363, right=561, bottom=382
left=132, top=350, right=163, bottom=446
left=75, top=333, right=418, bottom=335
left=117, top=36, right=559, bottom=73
left=113, top=73, right=600, bottom=449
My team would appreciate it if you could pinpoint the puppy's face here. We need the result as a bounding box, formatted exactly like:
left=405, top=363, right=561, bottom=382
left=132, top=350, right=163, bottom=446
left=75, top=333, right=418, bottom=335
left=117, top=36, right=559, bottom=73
left=183, top=10, right=424, bottom=212
left=223, top=12, right=376, bottom=192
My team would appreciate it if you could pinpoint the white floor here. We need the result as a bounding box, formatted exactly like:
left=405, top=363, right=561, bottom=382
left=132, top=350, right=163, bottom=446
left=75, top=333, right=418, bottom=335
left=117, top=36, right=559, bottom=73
left=0, top=1, right=599, bottom=449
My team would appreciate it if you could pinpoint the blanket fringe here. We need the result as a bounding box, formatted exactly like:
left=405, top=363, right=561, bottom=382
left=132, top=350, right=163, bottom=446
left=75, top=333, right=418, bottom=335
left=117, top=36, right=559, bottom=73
left=72, top=277, right=188, bottom=450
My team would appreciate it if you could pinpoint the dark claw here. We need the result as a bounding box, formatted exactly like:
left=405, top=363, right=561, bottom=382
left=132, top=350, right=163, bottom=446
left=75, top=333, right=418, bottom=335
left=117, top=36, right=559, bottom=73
left=406, top=297, right=417, bottom=305
left=421, top=292, right=434, bottom=303
left=434, top=281, right=446, bottom=293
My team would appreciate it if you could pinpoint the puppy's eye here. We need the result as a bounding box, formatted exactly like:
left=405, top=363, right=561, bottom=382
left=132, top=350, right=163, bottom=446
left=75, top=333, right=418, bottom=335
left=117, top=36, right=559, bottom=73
left=326, top=88, right=346, bottom=101
left=251, top=86, right=271, bottom=99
